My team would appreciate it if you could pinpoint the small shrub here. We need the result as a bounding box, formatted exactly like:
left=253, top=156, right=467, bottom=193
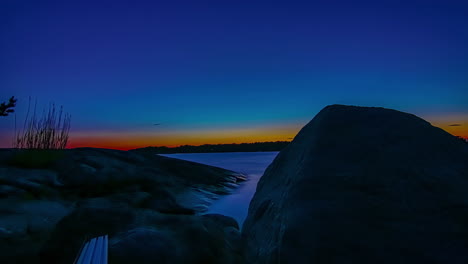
left=14, top=99, right=71, bottom=149
left=8, top=149, right=65, bottom=169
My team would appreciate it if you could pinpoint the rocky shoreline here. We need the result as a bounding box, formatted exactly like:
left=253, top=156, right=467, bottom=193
left=0, top=147, right=246, bottom=263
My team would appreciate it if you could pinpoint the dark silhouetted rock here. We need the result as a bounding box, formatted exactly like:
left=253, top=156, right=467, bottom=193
left=242, top=105, right=468, bottom=264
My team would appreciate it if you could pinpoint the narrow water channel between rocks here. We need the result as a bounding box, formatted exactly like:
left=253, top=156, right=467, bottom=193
left=160, top=152, right=278, bottom=227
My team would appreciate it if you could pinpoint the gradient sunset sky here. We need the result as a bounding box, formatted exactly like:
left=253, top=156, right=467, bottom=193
left=1, top=0, right=467, bottom=150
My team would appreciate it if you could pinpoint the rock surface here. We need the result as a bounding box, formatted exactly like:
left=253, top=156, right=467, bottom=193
left=40, top=207, right=244, bottom=264
left=0, top=199, right=72, bottom=262
left=242, top=105, right=468, bottom=264
left=108, top=213, right=244, bottom=264
left=0, top=148, right=245, bottom=263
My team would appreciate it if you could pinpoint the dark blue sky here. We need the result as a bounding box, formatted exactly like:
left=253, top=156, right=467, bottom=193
left=1, top=0, right=467, bottom=149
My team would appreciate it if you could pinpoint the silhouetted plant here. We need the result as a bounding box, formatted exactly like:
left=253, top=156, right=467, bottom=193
left=0, top=96, right=17, bottom=116
left=14, top=98, right=71, bottom=149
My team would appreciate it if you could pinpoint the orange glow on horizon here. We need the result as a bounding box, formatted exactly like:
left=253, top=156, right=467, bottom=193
left=67, top=124, right=302, bottom=150
left=65, top=116, right=468, bottom=150
left=423, top=113, right=468, bottom=140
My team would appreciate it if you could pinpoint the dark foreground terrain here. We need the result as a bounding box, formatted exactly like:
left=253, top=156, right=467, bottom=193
left=1, top=104, right=467, bottom=263
left=0, top=148, right=246, bottom=263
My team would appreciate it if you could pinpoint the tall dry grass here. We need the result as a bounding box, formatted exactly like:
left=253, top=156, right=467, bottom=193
left=14, top=98, right=71, bottom=149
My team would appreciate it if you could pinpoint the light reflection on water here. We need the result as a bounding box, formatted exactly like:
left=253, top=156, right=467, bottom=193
left=161, top=152, right=278, bottom=226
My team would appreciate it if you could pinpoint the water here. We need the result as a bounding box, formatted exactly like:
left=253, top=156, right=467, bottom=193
left=161, top=152, right=278, bottom=226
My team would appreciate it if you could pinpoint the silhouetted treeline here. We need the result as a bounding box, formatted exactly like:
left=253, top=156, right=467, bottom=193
left=131, top=141, right=291, bottom=154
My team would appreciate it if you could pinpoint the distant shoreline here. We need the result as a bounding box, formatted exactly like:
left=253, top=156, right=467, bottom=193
left=130, top=141, right=290, bottom=154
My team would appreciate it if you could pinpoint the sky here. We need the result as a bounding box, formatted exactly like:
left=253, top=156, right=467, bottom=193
left=1, top=0, right=467, bottom=150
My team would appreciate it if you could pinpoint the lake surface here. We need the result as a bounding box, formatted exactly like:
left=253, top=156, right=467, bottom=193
left=161, top=152, right=279, bottom=226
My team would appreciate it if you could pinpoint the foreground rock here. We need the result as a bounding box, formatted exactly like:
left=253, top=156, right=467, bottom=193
left=0, top=148, right=245, bottom=263
left=40, top=207, right=244, bottom=264
left=242, top=105, right=468, bottom=264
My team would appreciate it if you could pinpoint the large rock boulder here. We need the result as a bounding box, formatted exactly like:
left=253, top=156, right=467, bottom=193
left=242, top=105, right=468, bottom=264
